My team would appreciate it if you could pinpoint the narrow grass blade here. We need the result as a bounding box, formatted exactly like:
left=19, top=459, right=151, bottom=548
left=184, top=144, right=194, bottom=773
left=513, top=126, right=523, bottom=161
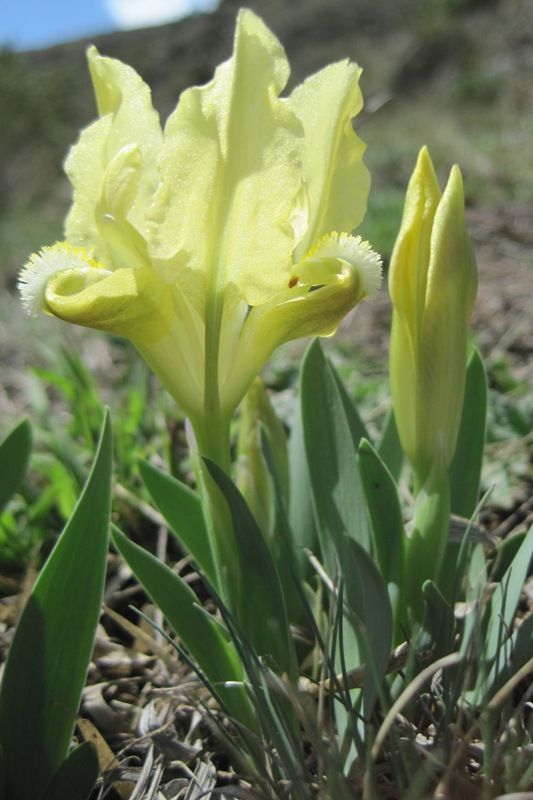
left=422, top=580, right=454, bottom=657
left=204, top=459, right=297, bottom=684
left=377, top=408, right=403, bottom=483
left=488, top=614, right=533, bottom=699
left=111, top=526, right=255, bottom=729
left=492, top=531, right=525, bottom=583
left=139, top=459, right=216, bottom=584
left=371, top=653, right=463, bottom=762
left=41, top=742, right=99, bottom=800
left=331, top=366, right=369, bottom=445
left=0, top=409, right=112, bottom=800
left=288, top=391, right=318, bottom=577
left=260, top=428, right=310, bottom=625
left=449, top=347, right=487, bottom=518
left=479, top=522, right=533, bottom=700
left=358, top=438, right=404, bottom=618
left=341, top=535, right=393, bottom=717
left=0, top=418, right=32, bottom=512
left=211, top=597, right=308, bottom=794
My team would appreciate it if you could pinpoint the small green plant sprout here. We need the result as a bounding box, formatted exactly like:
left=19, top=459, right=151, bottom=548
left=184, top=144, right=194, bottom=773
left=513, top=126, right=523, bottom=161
left=0, top=419, right=32, bottom=516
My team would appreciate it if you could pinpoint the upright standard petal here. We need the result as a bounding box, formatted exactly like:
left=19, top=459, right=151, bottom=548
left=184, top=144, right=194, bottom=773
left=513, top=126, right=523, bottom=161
left=65, top=47, right=162, bottom=261
left=288, top=60, right=370, bottom=259
left=149, top=9, right=303, bottom=307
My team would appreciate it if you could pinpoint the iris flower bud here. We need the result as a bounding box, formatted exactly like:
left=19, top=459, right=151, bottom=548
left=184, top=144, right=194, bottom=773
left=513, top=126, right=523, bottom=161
left=389, top=147, right=477, bottom=491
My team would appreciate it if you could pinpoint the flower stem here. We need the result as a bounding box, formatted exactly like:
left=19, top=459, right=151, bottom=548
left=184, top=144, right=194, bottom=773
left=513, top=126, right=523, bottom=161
left=203, top=288, right=227, bottom=461
left=191, top=287, right=240, bottom=609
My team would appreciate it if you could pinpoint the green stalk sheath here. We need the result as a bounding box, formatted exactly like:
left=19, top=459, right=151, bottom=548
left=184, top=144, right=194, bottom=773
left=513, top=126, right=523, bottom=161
left=404, top=479, right=450, bottom=624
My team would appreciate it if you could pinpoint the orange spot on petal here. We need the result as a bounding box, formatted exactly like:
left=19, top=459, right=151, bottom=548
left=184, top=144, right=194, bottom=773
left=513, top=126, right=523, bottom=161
left=288, top=275, right=298, bottom=288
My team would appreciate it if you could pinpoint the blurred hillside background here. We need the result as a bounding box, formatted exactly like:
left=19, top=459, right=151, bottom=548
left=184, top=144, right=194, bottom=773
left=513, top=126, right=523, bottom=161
left=1, top=0, right=532, bottom=422
left=1, top=0, right=532, bottom=282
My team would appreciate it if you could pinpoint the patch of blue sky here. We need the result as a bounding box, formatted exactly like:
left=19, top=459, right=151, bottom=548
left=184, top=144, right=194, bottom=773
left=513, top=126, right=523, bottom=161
left=1, top=0, right=218, bottom=51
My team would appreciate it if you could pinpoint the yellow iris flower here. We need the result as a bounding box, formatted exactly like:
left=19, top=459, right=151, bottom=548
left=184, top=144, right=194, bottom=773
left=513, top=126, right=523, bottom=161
left=19, top=10, right=381, bottom=448
left=388, top=147, right=477, bottom=490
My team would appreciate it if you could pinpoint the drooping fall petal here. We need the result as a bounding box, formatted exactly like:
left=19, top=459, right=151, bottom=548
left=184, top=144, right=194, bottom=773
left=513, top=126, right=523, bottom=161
left=221, top=233, right=382, bottom=414
left=20, top=243, right=170, bottom=343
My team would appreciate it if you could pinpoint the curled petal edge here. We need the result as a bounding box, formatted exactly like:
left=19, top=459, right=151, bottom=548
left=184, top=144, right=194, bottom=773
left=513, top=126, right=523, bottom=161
left=221, top=233, right=382, bottom=413
left=18, top=242, right=171, bottom=345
